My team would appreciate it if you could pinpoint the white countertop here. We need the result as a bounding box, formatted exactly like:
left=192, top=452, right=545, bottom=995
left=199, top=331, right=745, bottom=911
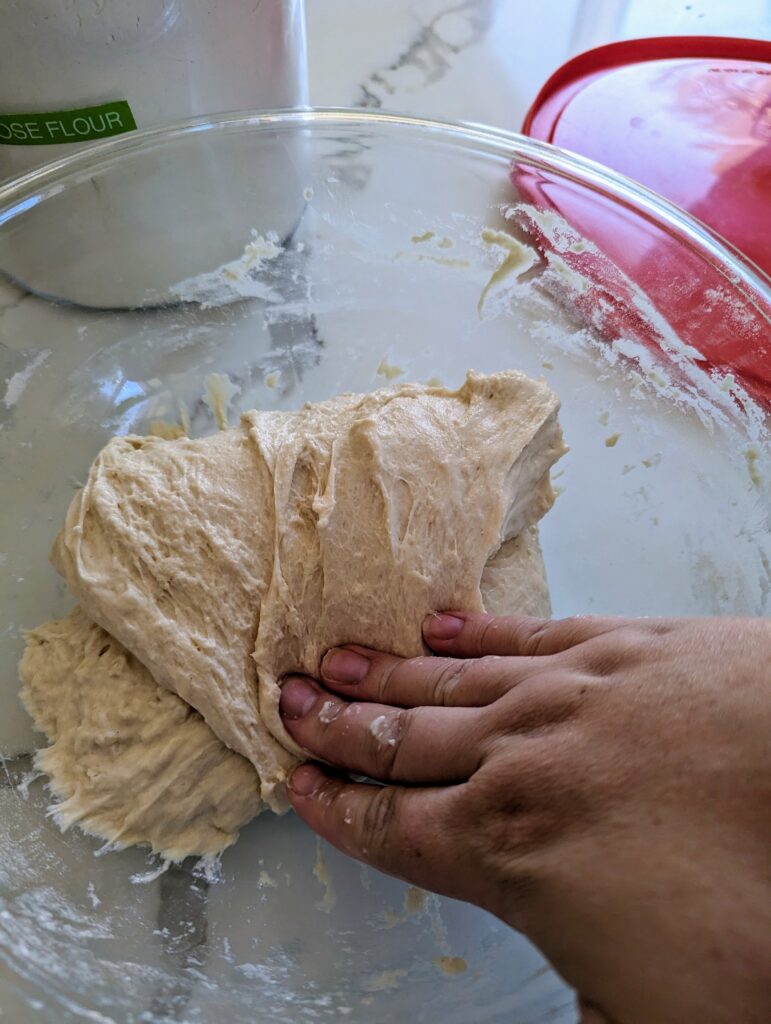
left=306, top=0, right=770, bottom=128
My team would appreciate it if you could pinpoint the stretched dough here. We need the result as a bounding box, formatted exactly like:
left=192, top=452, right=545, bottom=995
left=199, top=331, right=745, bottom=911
left=21, top=371, right=565, bottom=859
left=19, top=532, right=549, bottom=859
left=21, top=609, right=261, bottom=860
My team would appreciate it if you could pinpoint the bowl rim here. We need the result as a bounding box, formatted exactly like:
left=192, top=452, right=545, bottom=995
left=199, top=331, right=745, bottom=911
left=1, top=105, right=769, bottom=306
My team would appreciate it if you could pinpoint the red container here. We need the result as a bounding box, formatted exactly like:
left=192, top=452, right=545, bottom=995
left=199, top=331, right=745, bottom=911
left=520, top=38, right=771, bottom=409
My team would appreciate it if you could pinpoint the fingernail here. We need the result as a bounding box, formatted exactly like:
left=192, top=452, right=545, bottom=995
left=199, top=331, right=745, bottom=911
left=288, top=763, right=324, bottom=796
left=424, top=613, right=465, bottom=640
left=323, top=648, right=370, bottom=684
left=279, top=676, right=318, bottom=719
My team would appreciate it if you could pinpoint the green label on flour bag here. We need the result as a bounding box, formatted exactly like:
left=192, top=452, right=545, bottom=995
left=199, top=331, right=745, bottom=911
left=0, top=101, right=138, bottom=145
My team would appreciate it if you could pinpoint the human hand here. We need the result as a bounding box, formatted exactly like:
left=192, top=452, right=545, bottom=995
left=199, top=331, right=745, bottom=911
left=279, top=613, right=771, bottom=1024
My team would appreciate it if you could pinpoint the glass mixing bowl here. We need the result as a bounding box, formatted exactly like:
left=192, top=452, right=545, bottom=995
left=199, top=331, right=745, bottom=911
left=1, top=109, right=769, bottom=1024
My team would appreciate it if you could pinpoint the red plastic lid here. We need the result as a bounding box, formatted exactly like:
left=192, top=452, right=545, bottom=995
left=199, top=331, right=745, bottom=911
left=520, top=37, right=771, bottom=409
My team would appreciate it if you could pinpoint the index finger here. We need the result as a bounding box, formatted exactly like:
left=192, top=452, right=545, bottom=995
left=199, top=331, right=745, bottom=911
left=287, top=763, right=470, bottom=900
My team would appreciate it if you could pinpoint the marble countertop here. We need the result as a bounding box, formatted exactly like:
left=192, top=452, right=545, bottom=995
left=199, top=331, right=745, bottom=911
left=306, top=0, right=770, bottom=128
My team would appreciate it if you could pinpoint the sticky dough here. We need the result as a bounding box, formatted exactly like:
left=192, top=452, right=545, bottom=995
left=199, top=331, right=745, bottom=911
left=20, top=371, right=565, bottom=860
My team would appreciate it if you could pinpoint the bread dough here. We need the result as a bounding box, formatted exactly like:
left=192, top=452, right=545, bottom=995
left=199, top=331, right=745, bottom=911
left=21, top=371, right=565, bottom=860
left=21, top=609, right=261, bottom=860
left=20, top=531, right=550, bottom=859
left=479, top=526, right=552, bottom=618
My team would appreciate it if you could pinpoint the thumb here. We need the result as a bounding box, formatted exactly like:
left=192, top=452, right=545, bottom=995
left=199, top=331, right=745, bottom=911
left=287, top=763, right=471, bottom=898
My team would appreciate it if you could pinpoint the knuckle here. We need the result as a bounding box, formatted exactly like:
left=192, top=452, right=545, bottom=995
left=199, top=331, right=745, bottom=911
left=476, top=616, right=500, bottom=655
left=360, top=785, right=400, bottom=855
left=477, top=616, right=552, bottom=658
left=367, top=708, right=411, bottom=779
left=482, top=655, right=521, bottom=699
left=373, top=655, right=429, bottom=705
left=577, top=632, right=646, bottom=678
left=496, top=674, right=595, bottom=732
left=373, top=657, right=402, bottom=703
left=523, top=621, right=555, bottom=656
left=552, top=615, right=598, bottom=652
left=583, top=646, right=627, bottom=678
left=430, top=658, right=475, bottom=704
